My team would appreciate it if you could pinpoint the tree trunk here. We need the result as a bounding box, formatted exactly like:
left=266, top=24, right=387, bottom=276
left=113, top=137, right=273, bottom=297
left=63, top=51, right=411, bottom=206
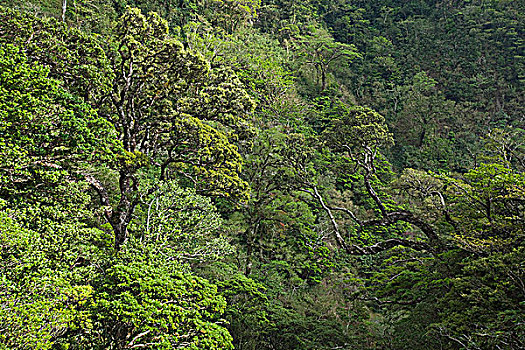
left=62, top=0, right=67, bottom=22
left=110, top=169, right=137, bottom=250
left=244, top=222, right=259, bottom=275
left=321, top=66, right=327, bottom=91
left=418, top=128, right=426, bottom=148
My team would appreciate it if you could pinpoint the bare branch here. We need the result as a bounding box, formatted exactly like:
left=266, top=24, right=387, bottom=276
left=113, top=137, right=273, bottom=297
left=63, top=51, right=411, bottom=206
left=301, top=187, right=435, bottom=255
left=329, top=205, right=362, bottom=226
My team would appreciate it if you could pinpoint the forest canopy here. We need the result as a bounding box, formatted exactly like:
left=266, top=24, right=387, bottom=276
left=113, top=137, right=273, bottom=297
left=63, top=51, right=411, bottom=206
left=0, top=1, right=523, bottom=349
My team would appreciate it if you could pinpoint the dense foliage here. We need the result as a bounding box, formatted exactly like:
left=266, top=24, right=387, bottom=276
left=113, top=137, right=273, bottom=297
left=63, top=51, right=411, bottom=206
left=0, top=1, right=523, bottom=349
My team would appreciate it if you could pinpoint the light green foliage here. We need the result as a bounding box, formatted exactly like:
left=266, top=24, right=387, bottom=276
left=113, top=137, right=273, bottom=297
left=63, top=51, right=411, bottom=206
left=0, top=6, right=112, bottom=101
left=105, top=7, right=253, bottom=194
left=323, top=104, right=394, bottom=168
left=122, top=0, right=260, bottom=31
left=441, top=162, right=525, bottom=251
left=130, top=179, right=234, bottom=262
left=87, top=242, right=233, bottom=349
left=0, top=43, right=116, bottom=194
left=168, top=114, right=249, bottom=199
left=61, top=6, right=255, bottom=248
left=0, top=8, right=243, bottom=349
left=1, top=180, right=235, bottom=350
left=0, top=211, right=93, bottom=350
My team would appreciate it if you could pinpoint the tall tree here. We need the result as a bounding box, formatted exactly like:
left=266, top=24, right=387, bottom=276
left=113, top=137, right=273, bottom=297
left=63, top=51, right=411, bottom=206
left=82, top=7, right=254, bottom=249
left=294, top=25, right=360, bottom=92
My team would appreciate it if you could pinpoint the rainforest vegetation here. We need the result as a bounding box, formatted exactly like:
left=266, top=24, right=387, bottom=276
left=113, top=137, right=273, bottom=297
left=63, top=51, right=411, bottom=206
left=0, top=0, right=523, bottom=349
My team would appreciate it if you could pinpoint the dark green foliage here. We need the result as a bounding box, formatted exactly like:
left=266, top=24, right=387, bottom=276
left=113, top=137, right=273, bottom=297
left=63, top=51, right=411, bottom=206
left=198, top=263, right=271, bottom=350
left=437, top=248, right=525, bottom=349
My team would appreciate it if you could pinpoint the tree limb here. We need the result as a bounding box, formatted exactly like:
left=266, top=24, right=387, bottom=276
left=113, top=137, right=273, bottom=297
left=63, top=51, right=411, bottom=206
left=80, top=171, right=112, bottom=221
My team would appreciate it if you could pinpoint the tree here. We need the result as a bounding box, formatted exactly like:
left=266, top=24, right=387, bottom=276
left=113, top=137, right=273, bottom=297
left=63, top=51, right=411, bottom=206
left=0, top=196, right=236, bottom=349
left=0, top=12, right=247, bottom=348
left=81, top=7, right=254, bottom=250
left=204, top=0, right=261, bottom=33
left=365, top=160, right=525, bottom=349
left=86, top=241, right=234, bottom=349
left=480, top=126, right=525, bottom=171
left=0, top=43, right=116, bottom=202
left=0, top=5, right=113, bottom=102
left=129, top=179, right=234, bottom=262
left=294, top=25, right=360, bottom=92
left=0, top=8, right=254, bottom=250
left=234, top=127, right=318, bottom=275
left=440, top=162, right=525, bottom=252
left=0, top=210, right=93, bottom=350
left=291, top=103, right=442, bottom=256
